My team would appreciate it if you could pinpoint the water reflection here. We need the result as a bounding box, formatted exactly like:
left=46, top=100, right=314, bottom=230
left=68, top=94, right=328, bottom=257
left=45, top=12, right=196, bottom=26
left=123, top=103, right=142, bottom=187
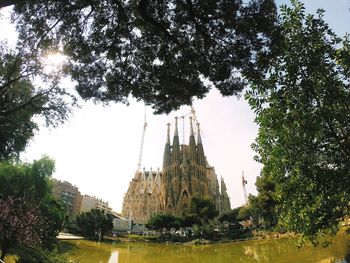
left=108, top=251, right=118, bottom=263
left=66, top=232, right=350, bottom=263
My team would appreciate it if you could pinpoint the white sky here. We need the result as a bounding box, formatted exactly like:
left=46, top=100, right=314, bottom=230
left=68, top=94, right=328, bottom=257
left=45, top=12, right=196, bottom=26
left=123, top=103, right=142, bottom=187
left=1, top=1, right=348, bottom=212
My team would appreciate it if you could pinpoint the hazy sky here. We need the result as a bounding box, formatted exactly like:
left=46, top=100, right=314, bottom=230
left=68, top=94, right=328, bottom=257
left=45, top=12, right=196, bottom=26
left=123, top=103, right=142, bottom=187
left=1, top=1, right=348, bottom=212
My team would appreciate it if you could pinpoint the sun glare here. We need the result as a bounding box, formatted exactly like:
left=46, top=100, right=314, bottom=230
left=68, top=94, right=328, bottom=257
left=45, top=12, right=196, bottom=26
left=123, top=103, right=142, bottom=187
left=43, top=52, right=66, bottom=73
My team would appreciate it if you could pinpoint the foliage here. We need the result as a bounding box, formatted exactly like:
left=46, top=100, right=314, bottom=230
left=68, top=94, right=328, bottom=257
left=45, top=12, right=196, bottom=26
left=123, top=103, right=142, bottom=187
left=218, top=208, right=240, bottom=223
left=237, top=199, right=258, bottom=224
left=64, top=218, right=81, bottom=235
left=192, top=222, right=220, bottom=241
left=225, top=222, right=246, bottom=239
left=246, top=0, right=350, bottom=243
left=0, top=45, right=75, bottom=160
left=146, top=195, right=218, bottom=237
left=75, top=209, right=113, bottom=240
left=0, top=157, right=66, bottom=259
left=0, top=196, right=43, bottom=260
left=15, top=246, right=69, bottom=263
left=218, top=208, right=246, bottom=239
left=2, top=0, right=277, bottom=113
left=187, top=193, right=218, bottom=225
left=146, top=213, right=182, bottom=231
left=180, top=213, right=198, bottom=228
left=0, top=156, right=54, bottom=201
left=239, top=175, right=277, bottom=229
left=40, top=197, right=67, bottom=250
left=254, top=172, right=277, bottom=228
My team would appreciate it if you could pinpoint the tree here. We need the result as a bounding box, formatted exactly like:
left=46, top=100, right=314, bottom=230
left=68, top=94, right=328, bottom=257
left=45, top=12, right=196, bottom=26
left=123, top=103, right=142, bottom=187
left=218, top=208, right=245, bottom=238
left=40, top=197, right=67, bottom=250
left=0, top=45, right=75, bottom=160
left=0, top=156, right=54, bottom=201
left=0, top=157, right=66, bottom=259
left=1, top=0, right=277, bottom=113
left=146, top=213, right=182, bottom=233
left=187, top=193, right=218, bottom=225
left=75, top=209, right=113, bottom=240
left=246, top=0, right=350, bottom=243
left=254, top=172, right=277, bottom=228
left=0, top=196, right=43, bottom=260
left=237, top=197, right=258, bottom=222
left=218, top=208, right=240, bottom=223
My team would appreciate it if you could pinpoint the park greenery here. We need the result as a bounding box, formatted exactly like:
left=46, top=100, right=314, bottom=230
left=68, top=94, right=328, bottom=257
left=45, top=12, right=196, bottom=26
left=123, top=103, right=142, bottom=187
left=75, top=209, right=114, bottom=240
left=0, top=0, right=349, bottom=249
left=146, top=194, right=250, bottom=241
left=0, top=156, right=67, bottom=261
left=246, top=1, right=350, bottom=244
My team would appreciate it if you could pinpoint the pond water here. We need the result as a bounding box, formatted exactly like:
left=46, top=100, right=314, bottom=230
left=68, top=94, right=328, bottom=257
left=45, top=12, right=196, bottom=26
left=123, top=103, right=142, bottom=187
left=66, top=232, right=350, bottom=263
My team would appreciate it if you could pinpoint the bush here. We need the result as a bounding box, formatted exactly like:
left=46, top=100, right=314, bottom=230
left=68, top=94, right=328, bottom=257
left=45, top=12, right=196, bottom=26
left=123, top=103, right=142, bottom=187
left=16, top=247, right=69, bottom=263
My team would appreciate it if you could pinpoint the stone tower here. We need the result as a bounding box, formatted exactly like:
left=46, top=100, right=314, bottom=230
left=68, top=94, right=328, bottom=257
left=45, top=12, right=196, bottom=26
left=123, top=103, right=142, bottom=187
left=220, top=176, right=231, bottom=214
left=122, top=116, right=231, bottom=223
left=162, top=117, right=210, bottom=213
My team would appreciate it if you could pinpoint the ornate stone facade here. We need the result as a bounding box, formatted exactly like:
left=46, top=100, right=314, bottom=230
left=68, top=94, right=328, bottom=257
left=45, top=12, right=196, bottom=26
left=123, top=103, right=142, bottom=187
left=122, top=117, right=231, bottom=223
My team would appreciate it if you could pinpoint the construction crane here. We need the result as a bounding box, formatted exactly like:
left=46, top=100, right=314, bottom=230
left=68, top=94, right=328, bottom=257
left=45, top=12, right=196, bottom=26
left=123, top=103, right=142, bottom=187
left=137, top=105, right=147, bottom=171
left=242, top=171, right=248, bottom=205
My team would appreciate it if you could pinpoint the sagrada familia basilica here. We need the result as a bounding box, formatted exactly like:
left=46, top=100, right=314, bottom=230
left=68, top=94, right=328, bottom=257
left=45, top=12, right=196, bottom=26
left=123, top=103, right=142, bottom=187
left=122, top=115, right=231, bottom=223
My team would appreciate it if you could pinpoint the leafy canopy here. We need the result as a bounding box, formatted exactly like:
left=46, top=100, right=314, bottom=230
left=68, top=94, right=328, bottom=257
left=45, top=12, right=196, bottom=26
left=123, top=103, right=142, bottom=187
left=75, top=209, right=113, bottom=239
left=146, top=213, right=182, bottom=231
left=187, top=193, right=218, bottom=225
left=246, top=0, right=350, bottom=243
left=0, top=45, right=75, bottom=160
left=6, top=0, right=277, bottom=113
left=0, top=0, right=277, bottom=163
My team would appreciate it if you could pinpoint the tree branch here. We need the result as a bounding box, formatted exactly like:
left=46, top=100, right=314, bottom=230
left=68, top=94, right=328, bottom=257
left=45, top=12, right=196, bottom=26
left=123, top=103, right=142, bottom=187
left=137, top=0, right=179, bottom=45
left=0, top=71, right=34, bottom=94
left=0, top=90, right=49, bottom=117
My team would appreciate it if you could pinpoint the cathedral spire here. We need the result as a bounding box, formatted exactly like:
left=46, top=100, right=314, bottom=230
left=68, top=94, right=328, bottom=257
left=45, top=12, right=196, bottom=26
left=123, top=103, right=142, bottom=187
left=172, top=117, right=180, bottom=162
left=162, top=123, right=172, bottom=169
left=221, top=176, right=227, bottom=194
left=190, top=116, right=194, bottom=136
left=197, top=123, right=202, bottom=144
left=174, top=116, right=179, bottom=137
left=189, top=116, right=196, bottom=162
left=196, top=122, right=205, bottom=165
left=166, top=122, right=170, bottom=144
left=220, top=176, right=231, bottom=212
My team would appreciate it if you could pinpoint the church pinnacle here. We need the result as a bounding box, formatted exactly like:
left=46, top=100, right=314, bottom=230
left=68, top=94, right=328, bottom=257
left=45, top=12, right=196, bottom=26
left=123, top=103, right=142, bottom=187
left=166, top=123, right=170, bottom=144
left=196, top=122, right=205, bottom=165
left=162, top=123, right=172, bottom=169
left=172, top=117, right=180, bottom=162
left=197, top=123, right=202, bottom=144
left=174, top=116, right=179, bottom=137
left=189, top=116, right=196, bottom=162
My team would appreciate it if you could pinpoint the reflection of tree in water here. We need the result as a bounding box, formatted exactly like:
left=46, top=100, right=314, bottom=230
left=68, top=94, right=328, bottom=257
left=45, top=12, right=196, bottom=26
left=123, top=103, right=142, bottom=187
left=238, top=234, right=350, bottom=263
left=67, top=240, right=115, bottom=263
left=68, top=233, right=350, bottom=263
left=69, top=248, right=111, bottom=263
left=119, top=244, right=217, bottom=263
